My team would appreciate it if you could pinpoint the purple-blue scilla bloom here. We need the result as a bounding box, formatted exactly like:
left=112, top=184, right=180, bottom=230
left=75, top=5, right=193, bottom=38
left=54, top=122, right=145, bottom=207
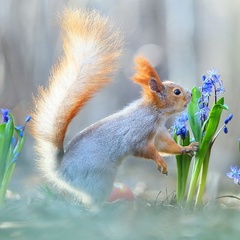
left=200, top=68, right=225, bottom=98
left=224, top=113, right=233, bottom=125
left=14, top=115, right=31, bottom=138
left=201, top=76, right=213, bottom=96
left=207, top=68, right=221, bottom=82
left=11, top=153, right=19, bottom=163
left=223, top=126, right=228, bottom=134
left=173, top=112, right=188, bottom=139
left=196, top=105, right=210, bottom=122
left=226, top=165, right=240, bottom=184
left=197, top=68, right=225, bottom=123
left=1, top=109, right=10, bottom=123
left=222, top=114, right=233, bottom=134
left=216, top=86, right=225, bottom=95
left=15, top=126, right=24, bottom=138
left=25, top=116, right=31, bottom=123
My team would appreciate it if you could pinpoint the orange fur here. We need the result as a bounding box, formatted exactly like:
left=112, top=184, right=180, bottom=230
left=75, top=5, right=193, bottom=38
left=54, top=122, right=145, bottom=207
left=30, top=9, right=123, bottom=155
left=131, top=56, right=162, bottom=85
left=131, top=56, right=164, bottom=106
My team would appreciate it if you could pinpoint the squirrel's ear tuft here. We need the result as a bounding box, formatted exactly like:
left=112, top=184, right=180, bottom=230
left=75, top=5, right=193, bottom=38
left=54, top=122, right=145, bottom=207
left=149, top=78, right=165, bottom=95
left=131, top=56, right=163, bottom=88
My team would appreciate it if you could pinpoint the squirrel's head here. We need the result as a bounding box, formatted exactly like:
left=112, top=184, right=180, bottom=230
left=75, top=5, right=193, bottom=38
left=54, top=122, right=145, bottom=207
left=131, top=56, right=192, bottom=115
left=157, top=80, right=192, bottom=114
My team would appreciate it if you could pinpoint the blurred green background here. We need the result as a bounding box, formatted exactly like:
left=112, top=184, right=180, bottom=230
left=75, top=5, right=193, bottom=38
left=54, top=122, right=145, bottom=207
left=0, top=0, right=240, bottom=201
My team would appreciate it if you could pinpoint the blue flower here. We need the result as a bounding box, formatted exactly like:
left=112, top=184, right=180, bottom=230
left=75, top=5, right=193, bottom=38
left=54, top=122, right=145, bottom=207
left=201, top=78, right=213, bottom=96
left=25, top=116, right=31, bottom=123
left=224, top=113, right=233, bottom=125
left=223, top=126, right=228, bottom=134
left=13, top=115, right=31, bottom=138
left=11, top=153, right=19, bottom=163
left=207, top=67, right=220, bottom=79
left=208, top=68, right=225, bottom=95
left=15, top=126, right=24, bottom=138
left=196, top=105, right=210, bottom=122
left=226, top=165, right=240, bottom=184
left=197, top=68, right=225, bottom=123
left=216, top=85, right=225, bottom=95
left=207, top=68, right=221, bottom=84
left=201, top=68, right=225, bottom=97
left=173, top=112, right=188, bottom=139
left=1, top=109, right=10, bottom=123
left=222, top=114, right=233, bottom=134
left=202, top=75, right=207, bottom=82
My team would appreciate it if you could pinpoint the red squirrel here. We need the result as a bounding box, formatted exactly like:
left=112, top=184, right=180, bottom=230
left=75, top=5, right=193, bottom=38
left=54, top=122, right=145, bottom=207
left=30, top=9, right=198, bottom=208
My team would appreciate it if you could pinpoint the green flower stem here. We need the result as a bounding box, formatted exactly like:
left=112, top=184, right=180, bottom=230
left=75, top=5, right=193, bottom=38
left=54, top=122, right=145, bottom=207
left=0, top=133, right=25, bottom=206
left=0, top=186, right=7, bottom=205
left=178, top=154, right=191, bottom=203
left=176, top=155, right=190, bottom=203
left=174, top=134, right=182, bottom=202
left=186, top=144, right=208, bottom=206
left=176, top=132, right=192, bottom=203
left=176, top=154, right=183, bottom=202
left=0, top=147, right=13, bottom=206
left=195, top=146, right=212, bottom=208
left=0, top=162, right=16, bottom=206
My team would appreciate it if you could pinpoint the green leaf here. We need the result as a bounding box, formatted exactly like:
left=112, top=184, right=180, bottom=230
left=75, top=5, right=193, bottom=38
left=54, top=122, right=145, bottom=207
left=201, top=97, right=226, bottom=143
left=195, top=99, right=225, bottom=168
left=0, top=123, right=6, bottom=183
left=13, top=129, right=25, bottom=157
left=0, top=115, right=14, bottom=185
left=220, top=103, right=228, bottom=111
left=187, top=97, right=227, bottom=206
left=187, top=87, right=202, bottom=142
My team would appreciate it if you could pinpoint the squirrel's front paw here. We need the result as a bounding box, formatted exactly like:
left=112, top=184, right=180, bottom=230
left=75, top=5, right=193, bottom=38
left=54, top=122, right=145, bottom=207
left=182, top=142, right=199, bottom=156
left=188, top=142, right=199, bottom=152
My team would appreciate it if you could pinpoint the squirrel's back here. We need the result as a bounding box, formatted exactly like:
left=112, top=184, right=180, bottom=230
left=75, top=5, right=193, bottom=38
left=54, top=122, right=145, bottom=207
left=30, top=9, right=123, bottom=206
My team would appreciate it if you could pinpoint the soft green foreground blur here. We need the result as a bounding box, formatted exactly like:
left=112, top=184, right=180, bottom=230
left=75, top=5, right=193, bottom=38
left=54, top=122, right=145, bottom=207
left=0, top=200, right=239, bottom=240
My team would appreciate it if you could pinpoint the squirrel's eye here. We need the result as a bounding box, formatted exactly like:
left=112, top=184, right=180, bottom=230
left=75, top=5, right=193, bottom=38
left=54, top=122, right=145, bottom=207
left=174, top=89, right=181, bottom=95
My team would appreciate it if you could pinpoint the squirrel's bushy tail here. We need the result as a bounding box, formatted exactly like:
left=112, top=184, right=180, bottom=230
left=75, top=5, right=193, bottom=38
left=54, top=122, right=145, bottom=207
left=30, top=9, right=123, bottom=204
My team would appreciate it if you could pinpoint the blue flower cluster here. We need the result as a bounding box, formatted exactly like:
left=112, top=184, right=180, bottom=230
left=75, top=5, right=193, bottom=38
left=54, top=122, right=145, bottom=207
left=1, top=109, right=31, bottom=138
left=172, top=112, right=188, bottom=139
left=198, top=68, right=225, bottom=122
left=226, top=165, right=240, bottom=184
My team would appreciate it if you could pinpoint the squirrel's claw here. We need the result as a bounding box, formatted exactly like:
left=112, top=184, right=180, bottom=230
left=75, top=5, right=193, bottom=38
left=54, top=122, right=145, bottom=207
left=157, top=163, right=168, bottom=175
left=189, top=142, right=199, bottom=152
left=181, top=142, right=199, bottom=157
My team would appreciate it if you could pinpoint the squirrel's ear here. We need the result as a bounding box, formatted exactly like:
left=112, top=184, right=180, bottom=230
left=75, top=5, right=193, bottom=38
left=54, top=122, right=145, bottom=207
left=149, top=78, right=165, bottom=95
